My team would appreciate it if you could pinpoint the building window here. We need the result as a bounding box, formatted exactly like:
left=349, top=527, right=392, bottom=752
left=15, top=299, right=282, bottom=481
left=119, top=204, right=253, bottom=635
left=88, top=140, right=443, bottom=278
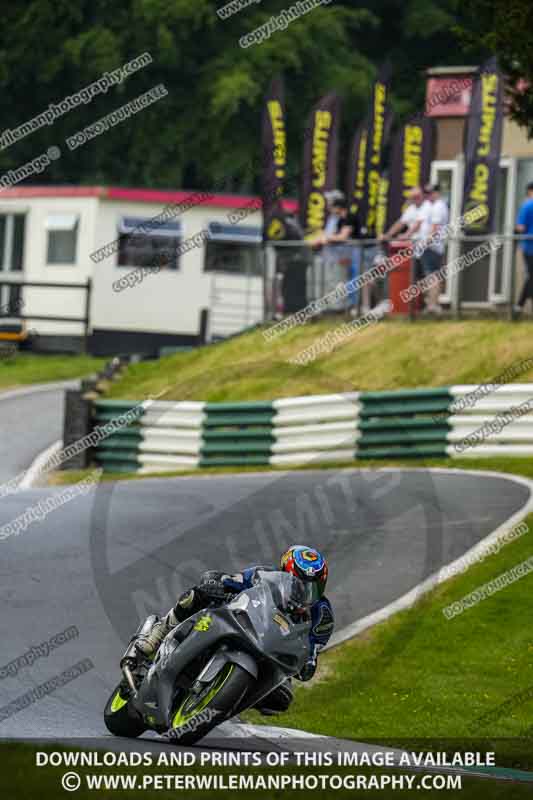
left=46, top=214, right=79, bottom=264
left=0, top=213, right=26, bottom=272
left=204, top=222, right=262, bottom=276
left=117, top=217, right=181, bottom=269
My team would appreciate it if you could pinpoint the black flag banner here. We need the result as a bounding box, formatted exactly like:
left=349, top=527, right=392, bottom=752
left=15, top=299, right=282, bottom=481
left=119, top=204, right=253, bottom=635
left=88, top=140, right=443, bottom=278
left=262, top=76, right=287, bottom=240
left=462, top=57, right=504, bottom=234
left=300, top=92, right=341, bottom=238
left=361, top=63, right=392, bottom=237
left=386, top=115, right=434, bottom=230
left=346, top=122, right=368, bottom=218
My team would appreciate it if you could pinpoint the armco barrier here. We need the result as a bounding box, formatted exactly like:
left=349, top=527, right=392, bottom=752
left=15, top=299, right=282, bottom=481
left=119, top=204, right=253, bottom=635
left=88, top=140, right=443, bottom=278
left=91, top=384, right=533, bottom=473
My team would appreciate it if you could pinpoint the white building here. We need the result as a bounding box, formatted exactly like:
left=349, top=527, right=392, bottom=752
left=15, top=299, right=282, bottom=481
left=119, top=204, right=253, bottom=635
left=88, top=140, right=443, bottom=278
left=0, top=186, right=296, bottom=354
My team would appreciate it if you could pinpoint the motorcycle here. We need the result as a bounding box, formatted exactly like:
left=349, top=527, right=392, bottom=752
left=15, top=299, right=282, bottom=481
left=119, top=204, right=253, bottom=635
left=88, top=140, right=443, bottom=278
left=104, top=570, right=313, bottom=744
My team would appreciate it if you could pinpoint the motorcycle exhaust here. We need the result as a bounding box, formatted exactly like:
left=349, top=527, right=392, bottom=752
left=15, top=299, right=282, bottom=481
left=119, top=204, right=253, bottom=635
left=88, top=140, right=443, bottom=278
left=122, top=662, right=138, bottom=699
left=120, top=638, right=142, bottom=699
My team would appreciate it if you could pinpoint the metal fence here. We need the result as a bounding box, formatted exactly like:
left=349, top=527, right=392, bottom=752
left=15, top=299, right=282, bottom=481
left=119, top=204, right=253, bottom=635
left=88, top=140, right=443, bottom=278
left=263, top=234, right=533, bottom=323
left=207, top=262, right=264, bottom=339
left=0, top=279, right=92, bottom=350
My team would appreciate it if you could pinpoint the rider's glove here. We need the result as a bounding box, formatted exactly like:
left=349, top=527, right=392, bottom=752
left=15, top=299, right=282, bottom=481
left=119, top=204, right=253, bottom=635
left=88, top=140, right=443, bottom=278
left=197, top=572, right=227, bottom=602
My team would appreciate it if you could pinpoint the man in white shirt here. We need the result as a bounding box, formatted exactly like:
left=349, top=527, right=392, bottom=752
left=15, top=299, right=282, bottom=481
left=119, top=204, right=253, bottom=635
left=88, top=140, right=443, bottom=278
left=380, top=186, right=432, bottom=283
left=421, top=182, right=449, bottom=313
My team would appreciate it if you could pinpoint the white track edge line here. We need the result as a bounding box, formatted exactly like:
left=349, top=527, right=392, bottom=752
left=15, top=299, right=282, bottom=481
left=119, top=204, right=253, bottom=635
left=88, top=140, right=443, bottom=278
left=18, top=440, right=63, bottom=491
left=0, top=380, right=78, bottom=402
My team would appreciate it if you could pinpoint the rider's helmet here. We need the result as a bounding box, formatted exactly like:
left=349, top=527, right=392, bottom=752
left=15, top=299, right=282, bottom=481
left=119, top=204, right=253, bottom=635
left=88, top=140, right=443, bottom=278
left=280, top=545, right=328, bottom=602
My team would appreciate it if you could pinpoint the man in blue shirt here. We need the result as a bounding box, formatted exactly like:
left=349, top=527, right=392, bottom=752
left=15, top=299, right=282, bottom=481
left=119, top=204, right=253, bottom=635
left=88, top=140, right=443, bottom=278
left=515, top=182, right=533, bottom=311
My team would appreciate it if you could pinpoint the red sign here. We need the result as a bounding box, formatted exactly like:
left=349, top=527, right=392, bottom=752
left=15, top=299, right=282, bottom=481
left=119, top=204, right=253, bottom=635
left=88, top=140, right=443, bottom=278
left=425, top=76, right=473, bottom=117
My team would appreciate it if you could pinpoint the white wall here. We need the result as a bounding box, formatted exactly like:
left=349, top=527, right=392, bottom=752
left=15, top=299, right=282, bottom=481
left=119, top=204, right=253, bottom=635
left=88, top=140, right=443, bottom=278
left=0, top=195, right=98, bottom=336
left=0, top=192, right=264, bottom=340
left=90, top=198, right=263, bottom=337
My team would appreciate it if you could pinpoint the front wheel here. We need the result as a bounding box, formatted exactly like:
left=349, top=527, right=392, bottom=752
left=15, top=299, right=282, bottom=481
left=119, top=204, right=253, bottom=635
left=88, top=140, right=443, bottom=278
left=169, top=663, right=252, bottom=745
left=104, top=684, right=147, bottom=738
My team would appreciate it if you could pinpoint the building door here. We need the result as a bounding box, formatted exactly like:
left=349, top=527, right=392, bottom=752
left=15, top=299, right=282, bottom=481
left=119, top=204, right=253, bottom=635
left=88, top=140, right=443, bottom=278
left=431, top=158, right=516, bottom=307
left=204, top=223, right=264, bottom=339
left=488, top=158, right=516, bottom=304
left=430, top=160, right=462, bottom=306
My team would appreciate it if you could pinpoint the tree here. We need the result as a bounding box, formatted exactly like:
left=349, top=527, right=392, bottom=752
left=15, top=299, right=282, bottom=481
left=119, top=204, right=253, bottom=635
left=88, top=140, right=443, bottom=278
left=456, top=0, right=533, bottom=136
left=0, top=0, right=487, bottom=192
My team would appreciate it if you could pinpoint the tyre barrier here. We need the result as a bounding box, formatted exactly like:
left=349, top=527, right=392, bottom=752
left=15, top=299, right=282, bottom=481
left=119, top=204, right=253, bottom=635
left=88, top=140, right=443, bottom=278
left=92, top=384, right=533, bottom=473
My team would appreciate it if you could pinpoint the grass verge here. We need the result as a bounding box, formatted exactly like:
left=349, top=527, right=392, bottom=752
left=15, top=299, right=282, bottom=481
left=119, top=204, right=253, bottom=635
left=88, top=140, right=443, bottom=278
left=48, top=455, right=533, bottom=486
left=0, top=352, right=105, bottom=392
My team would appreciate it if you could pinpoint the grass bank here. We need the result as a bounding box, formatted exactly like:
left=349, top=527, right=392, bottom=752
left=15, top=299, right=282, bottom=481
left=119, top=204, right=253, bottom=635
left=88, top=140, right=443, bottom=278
left=103, top=320, right=533, bottom=402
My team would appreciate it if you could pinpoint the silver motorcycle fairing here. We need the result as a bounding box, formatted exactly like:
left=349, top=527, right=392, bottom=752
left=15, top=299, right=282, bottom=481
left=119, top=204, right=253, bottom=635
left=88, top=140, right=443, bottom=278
left=195, top=648, right=258, bottom=686
left=132, top=571, right=312, bottom=729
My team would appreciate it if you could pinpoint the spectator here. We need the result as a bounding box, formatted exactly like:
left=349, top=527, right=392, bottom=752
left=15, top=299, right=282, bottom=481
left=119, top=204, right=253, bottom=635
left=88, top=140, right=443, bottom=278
left=278, top=211, right=308, bottom=314
left=420, top=182, right=449, bottom=314
left=380, top=187, right=431, bottom=283
left=323, top=190, right=342, bottom=237
left=321, top=193, right=365, bottom=312
left=311, top=190, right=353, bottom=247
left=311, top=192, right=363, bottom=311
left=324, top=193, right=361, bottom=244
left=515, top=181, right=533, bottom=313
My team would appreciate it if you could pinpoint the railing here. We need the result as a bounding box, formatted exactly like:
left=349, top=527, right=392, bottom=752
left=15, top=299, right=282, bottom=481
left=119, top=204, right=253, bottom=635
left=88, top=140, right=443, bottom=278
left=263, top=234, right=533, bottom=322
left=208, top=268, right=263, bottom=339
left=0, top=279, right=92, bottom=350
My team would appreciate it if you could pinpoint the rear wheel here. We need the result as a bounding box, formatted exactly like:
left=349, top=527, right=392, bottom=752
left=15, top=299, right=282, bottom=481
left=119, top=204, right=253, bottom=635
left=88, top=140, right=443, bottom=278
left=169, top=663, right=252, bottom=745
left=104, top=684, right=147, bottom=738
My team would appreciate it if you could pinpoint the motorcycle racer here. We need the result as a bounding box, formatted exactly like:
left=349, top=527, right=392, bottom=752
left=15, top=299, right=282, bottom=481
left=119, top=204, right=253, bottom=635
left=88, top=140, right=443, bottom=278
left=134, top=545, right=334, bottom=715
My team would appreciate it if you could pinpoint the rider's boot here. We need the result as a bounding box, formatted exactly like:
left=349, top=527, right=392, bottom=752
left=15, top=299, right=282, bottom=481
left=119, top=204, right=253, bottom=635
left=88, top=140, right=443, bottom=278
left=135, top=609, right=178, bottom=657
left=254, top=680, right=293, bottom=716
left=135, top=589, right=199, bottom=657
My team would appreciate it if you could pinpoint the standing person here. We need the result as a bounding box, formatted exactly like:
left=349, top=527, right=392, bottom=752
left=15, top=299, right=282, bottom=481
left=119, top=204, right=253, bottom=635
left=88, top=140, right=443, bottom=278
left=311, top=190, right=342, bottom=246
left=515, top=182, right=533, bottom=313
left=323, top=190, right=342, bottom=237
left=420, top=182, right=449, bottom=313
left=323, top=193, right=361, bottom=244
left=314, top=191, right=362, bottom=311
left=380, top=187, right=431, bottom=284
left=278, top=211, right=308, bottom=314
left=309, top=190, right=341, bottom=310
left=321, top=193, right=364, bottom=312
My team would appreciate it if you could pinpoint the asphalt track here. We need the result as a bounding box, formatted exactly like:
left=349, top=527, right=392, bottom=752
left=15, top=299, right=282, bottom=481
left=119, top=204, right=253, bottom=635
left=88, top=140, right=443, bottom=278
left=0, top=465, right=530, bottom=749
left=0, top=382, right=76, bottom=485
